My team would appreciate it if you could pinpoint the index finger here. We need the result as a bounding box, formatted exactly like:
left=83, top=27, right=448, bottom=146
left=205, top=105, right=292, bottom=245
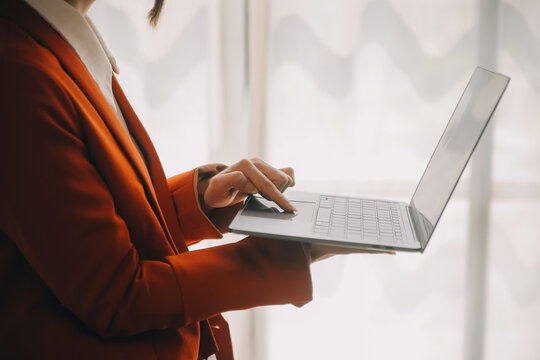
left=230, top=159, right=297, bottom=212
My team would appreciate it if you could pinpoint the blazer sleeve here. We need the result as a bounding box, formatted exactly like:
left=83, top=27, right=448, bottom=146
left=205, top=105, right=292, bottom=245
left=167, top=169, right=221, bottom=246
left=0, top=56, right=312, bottom=339
left=167, top=166, right=245, bottom=247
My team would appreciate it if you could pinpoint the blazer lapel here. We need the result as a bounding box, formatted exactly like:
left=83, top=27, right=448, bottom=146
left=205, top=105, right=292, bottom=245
left=4, top=1, right=185, bottom=253
left=113, top=76, right=188, bottom=253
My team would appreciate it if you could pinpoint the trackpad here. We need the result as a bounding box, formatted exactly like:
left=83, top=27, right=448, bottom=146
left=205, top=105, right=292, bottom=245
left=242, top=196, right=316, bottom=222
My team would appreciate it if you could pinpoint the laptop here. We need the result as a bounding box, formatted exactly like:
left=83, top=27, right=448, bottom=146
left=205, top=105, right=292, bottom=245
left=229, top=67, right=510, bottom=253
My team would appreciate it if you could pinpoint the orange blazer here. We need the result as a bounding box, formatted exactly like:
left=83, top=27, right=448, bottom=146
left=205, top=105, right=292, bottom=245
left=0, top=1, right=312, bottom=359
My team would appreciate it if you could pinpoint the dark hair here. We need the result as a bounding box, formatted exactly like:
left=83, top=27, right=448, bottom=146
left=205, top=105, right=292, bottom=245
left=148, top=0, right=164, bottom=27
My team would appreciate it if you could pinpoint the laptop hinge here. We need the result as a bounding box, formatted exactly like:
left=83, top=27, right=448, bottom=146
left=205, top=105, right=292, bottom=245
left=407, top=206, right=428, bottom=251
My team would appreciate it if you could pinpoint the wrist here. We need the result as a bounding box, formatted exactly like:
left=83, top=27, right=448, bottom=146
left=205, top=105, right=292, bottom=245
left=197, top=172, right=213, bottom=214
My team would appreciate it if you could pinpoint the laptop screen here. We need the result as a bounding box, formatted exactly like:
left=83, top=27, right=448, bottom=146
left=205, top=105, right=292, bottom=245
left=409, top=67, right=510, bottom=247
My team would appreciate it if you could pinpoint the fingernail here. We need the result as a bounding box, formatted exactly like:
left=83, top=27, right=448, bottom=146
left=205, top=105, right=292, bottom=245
left=284, top=206, right=296, bottom=213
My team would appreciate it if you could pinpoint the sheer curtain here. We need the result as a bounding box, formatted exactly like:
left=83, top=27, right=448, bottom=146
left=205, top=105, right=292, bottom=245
left=90, top=0, right=540, bottom=359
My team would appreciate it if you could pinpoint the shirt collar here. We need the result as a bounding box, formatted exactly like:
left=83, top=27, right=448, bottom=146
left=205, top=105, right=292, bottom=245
left=24, top=0, right=120, bottom=102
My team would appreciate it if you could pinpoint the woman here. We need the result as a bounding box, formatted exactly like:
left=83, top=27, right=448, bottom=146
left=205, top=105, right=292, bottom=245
left=0, top=0, right=376, bottom=358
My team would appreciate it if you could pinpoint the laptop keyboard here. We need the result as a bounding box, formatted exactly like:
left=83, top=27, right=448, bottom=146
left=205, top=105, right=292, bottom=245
left=313, top=195, right=404, bottom=244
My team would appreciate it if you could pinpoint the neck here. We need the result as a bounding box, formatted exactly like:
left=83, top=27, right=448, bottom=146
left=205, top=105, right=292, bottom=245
left=64, top=0, right=94, bottom=14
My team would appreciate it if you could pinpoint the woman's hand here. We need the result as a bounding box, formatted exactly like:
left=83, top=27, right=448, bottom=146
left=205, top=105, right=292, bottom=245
left=200, top=158, right=296, bottom=213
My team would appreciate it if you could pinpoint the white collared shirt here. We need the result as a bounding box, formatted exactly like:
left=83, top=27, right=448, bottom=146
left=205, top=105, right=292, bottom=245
left=24, top=0, right=133, bottom=138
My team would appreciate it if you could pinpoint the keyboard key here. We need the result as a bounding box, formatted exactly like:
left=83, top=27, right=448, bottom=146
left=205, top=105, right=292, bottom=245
left=363, top=228, right=377, bottom=236
left=364, top=220, right=377, bottom=228
left=316, top=207, right=331, bottom=223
